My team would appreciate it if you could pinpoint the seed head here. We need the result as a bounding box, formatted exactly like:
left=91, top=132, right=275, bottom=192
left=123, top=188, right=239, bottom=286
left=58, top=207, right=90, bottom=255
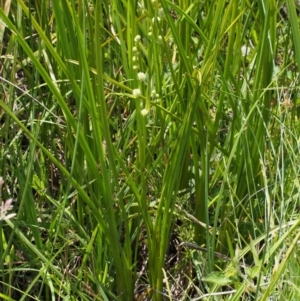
left=141, top=109, right=149, bottom=116
left=134, top=35, right=141, bottom=43
left=137, top=72, right=146, bottom=82
left=132, top=89, right=142, bottom=98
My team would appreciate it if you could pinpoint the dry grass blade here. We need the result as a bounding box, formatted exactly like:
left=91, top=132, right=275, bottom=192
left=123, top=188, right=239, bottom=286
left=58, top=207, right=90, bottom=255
left=0, top=0, right=12, bottom=57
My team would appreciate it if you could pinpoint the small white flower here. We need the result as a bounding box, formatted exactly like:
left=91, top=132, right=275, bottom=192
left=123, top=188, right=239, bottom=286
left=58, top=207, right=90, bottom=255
left=132, top=56, right=137, bottom=62
left=137, top=72, right=146, bottom=82
left=141, top=109, right=149, bottom=116
left=133, top=65, right=138, bottom=70
left=158, top=35, right=163, bottom=43
left=151, top=90, right=157, bottom=97
left=148, top=31, right=153, bottom=37
left=132, top=89, right=142, bottom=98
left=134, top=35, right=141, bottom=43
left=132, top=46, right=138, bottom=53
left=241, top=45, right=250, bottom=56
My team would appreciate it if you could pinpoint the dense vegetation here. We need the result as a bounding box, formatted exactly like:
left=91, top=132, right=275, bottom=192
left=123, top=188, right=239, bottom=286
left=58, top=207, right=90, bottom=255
left=1, top=0, right=300, bottom=300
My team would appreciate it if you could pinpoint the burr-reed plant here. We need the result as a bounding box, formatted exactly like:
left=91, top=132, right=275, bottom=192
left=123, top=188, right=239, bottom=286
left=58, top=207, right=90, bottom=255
left=0, top=0, right=300, bottom=300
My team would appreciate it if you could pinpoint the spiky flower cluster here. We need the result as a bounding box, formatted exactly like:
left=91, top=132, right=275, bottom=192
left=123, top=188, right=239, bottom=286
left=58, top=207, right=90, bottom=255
left=132, top=88, right=142, bottom=98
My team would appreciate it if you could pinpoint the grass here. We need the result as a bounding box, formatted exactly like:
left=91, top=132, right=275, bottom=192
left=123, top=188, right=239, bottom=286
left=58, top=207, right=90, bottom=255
left=0, top=0, right=300, bottom=300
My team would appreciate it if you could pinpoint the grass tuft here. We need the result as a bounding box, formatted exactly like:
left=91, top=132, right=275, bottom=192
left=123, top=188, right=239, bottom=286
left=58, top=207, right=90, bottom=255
left=0, top=0, right=300, bottom=300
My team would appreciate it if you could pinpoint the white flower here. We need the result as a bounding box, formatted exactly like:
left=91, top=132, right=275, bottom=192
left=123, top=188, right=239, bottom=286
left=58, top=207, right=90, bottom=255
left=241, top=45, right=250, bottom=56
left=141, top=109, right=149, bottom=116
left=151, top=90, right=157, bottom=98
left=134, top=35, right=141, bottom=43
left=132, top=46, right=138, bottom=53
left=133, top=65, right=138, bottom=70
left=137, top=72, right=146, bottom=82
left=151, top=90, right=160, bottom=99
left=132, top=89, right=142, bottom=98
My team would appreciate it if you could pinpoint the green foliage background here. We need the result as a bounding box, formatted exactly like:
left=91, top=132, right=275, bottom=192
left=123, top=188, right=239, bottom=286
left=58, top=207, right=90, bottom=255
left=0, top=0, right=300, bottom=300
